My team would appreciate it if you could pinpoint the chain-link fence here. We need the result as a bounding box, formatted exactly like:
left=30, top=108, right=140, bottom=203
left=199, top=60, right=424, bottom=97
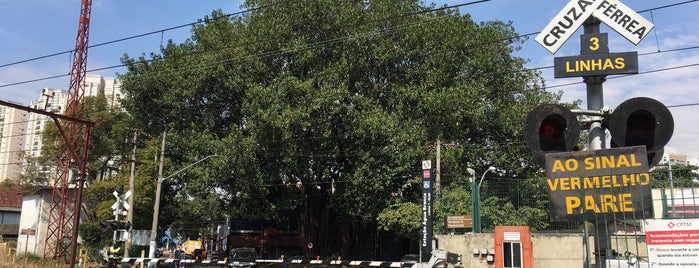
left=473, top=173, right=698, bottom=267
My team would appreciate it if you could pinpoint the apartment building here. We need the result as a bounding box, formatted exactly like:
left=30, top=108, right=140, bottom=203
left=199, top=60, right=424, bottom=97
left=26, top=88, right=70, bottom=158
left=84, top=74, right=123, bottom=110
left=0, top=104, right=29, bottom=182
left=11, top=74, right=123, bottom=184
left=661, top=147, right=699, bottom=169
left=25, top=75, right=123, bottom=157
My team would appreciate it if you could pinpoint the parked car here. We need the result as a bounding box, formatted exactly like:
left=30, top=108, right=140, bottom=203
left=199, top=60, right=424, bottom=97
left=230, top=248, right=258, bottom=268
left=401, top=254, right=419, bottom=264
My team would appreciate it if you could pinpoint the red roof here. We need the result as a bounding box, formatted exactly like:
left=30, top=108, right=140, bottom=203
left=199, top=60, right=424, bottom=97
left=0, top=186, right=22, bottom=209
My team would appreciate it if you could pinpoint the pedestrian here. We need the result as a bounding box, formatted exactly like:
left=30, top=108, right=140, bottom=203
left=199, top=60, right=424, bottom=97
left=174, top=243, right=184, bottom=268
left=107, top=242, right=121, bottom=268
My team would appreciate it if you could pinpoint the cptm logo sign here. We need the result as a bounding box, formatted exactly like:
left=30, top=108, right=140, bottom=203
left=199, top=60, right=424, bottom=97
left=667, top=221, right=693, bottom=229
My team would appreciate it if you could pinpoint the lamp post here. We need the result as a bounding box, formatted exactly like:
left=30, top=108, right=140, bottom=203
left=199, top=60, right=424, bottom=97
left=148, top=131, right=219, bottom=262
left=471, top=166, right=496, bottom=233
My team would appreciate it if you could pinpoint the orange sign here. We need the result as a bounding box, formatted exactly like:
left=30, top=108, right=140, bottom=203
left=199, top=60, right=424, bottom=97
left=446, top=215, right=473, bottom=229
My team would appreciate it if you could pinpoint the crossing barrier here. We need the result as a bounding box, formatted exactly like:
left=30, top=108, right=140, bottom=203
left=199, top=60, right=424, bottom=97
left=118, top=257, right=411, bottom=267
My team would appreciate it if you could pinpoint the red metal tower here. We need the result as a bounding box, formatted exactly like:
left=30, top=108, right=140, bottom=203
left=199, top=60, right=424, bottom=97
left=43, top=0, right=93, bottom=266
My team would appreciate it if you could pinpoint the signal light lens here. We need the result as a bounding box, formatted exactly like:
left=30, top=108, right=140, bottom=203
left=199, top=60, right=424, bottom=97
left=625, top=110, right=655, bottom=146
left=524, top=104, right=580, bottom=168
left=541, top=116, right=564, bottom=138
left=540, top=115, right=566, bottom=151
left=608, top=97, right=673, bottom=154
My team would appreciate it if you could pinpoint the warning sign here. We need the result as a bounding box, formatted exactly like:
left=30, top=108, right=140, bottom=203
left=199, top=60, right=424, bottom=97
left=645, top=219, right=699, bottom=267
left=544, top=146, right=653, bottom=221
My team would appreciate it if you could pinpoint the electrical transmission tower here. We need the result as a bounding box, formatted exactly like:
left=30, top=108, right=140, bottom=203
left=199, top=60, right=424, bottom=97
left=43, top=0, right=94, bottom=266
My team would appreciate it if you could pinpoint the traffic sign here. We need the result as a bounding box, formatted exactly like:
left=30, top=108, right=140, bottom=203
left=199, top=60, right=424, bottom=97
left=544, top=146, right=653, bottom=221
left=446, top=215, right=473, bottom=229
left=553, top=51, right=638, bottom=78
left=535, top=0, right=596, bottom=54
left=111, top=190, right=132, bottom=216
left=536, top=0, right=654, bottom=54
left=593, top=0, right=654, bottom=45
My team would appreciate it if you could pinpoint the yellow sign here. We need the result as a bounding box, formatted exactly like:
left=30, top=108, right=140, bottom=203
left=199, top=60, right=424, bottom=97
left=554, top=52, right=638, bottom=78
left=544, top=146, right=653, bottom=221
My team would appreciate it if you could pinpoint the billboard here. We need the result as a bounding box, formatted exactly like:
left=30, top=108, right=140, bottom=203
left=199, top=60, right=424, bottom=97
left=544, top=146, right=653, bottom=221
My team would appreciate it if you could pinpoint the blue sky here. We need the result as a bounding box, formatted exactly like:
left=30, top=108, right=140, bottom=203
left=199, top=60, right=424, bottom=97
left=1, top=0, right=698, bottom=157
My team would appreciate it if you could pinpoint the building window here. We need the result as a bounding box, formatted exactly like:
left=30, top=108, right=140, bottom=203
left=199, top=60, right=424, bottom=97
left=503, top=242, right=522, bottom=268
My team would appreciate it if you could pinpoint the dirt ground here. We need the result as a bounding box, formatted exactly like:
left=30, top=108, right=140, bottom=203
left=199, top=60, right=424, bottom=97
left=0, top=253, right=47, bottom=268
left=0, top=246, right=84, bottom=268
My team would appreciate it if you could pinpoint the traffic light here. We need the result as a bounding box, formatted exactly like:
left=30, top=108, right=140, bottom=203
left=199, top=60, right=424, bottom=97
left=99, top=220, right=114, bottom=229
left=523, top=104, right=580, bottom=167
left=607, top=97, right=673, bottom=166
left=100, top=220, right=133, bottom=231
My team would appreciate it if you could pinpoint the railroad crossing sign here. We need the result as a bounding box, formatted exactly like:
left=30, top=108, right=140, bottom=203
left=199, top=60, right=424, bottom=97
left=112, top=190, right=132, bottom=216
left=536, top=0, right=654, bottom=54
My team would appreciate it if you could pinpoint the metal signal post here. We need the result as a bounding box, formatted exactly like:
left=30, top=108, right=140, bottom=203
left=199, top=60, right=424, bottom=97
left=530, top=1, right=672, bottom=267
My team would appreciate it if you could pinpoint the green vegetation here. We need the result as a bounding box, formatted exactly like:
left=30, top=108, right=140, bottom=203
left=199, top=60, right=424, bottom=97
left=20, top=0, right=595, bottom=260
left=115, top=0, right=563, bottom=257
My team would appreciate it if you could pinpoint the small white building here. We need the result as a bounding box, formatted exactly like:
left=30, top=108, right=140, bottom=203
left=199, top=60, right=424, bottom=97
left=16, top=186, right=53, bottom=256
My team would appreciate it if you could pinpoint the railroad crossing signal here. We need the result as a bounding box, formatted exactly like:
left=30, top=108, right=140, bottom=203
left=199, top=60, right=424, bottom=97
left=100, top=220, right=133, bottom=231
left=607, top=97, right=674, bottom=166
left=524, top=98, right=674, bottom=168
left=112, top=190, right=131, bottom=216
left=523, top=104, right=580, bottom=167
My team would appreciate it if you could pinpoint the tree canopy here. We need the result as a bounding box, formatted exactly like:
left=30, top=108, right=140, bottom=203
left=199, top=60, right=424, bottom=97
left=118, top=0, right=565, bottom=257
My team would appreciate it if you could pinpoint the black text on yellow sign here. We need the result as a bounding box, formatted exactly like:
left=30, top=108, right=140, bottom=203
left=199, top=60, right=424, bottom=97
left=554, top=52, right=638, bottom=78
left=544, top=146, right=653, bottom=221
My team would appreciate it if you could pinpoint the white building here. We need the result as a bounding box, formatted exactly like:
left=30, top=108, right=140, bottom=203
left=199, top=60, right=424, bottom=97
left=0, top=104, right=29, bottom=183
left=24, top=74, right=123, bottom=164
left=660, top=147, right=699, bottom=170
left=84, top=74, right=123, bottom=110
left=26, top=88, right=70, bottom=158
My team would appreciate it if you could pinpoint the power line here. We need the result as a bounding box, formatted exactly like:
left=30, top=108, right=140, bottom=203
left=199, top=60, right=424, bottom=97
left=0, top=0, right=295, bottom=70
left=0, top=0, right=495, bottom=88
left=0, top=0, right=698, bottom=95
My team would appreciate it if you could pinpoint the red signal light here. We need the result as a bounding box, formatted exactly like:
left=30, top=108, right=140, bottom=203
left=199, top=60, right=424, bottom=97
left=541, top=116, right=565, bottom=139
left=524, top=104, right=580, bottom=168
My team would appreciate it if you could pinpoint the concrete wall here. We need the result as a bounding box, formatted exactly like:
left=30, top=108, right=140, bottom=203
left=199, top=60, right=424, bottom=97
left=531, top=233, right=585, bottom=268
left=438, top=232, right=585, bottom=268
left=17, top=190, right=51, bottom=256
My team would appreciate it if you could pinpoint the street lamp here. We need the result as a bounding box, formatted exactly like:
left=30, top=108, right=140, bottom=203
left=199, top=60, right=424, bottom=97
left=470, top=166, right=496, bottom=233
left=148, top=131, right=219, bottom=261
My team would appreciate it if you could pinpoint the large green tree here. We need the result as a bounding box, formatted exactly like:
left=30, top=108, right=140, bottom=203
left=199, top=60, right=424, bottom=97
left=119, top=0, right=565, bottom=258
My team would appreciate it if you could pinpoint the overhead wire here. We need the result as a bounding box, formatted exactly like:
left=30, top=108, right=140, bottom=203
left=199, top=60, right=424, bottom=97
left=0, top=0, right=696, bottom=163
left=0, top=0, right=697, bottom=96
left=31, top=2, right=699, bottom=158
left=0, top=0, right=294, bottom=70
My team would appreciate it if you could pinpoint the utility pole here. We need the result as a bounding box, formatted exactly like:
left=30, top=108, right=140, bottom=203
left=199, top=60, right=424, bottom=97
left=148, top=129, right=218, bottom=262
left=124, top=128, right=152, bottom=256
left=148, top=131, right=167, bottom=265
left=433, top=139, right=457, bottom=234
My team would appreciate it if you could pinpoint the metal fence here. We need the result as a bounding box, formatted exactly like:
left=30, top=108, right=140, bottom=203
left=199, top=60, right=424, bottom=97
left=475, top=174, right=698, bottom=267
